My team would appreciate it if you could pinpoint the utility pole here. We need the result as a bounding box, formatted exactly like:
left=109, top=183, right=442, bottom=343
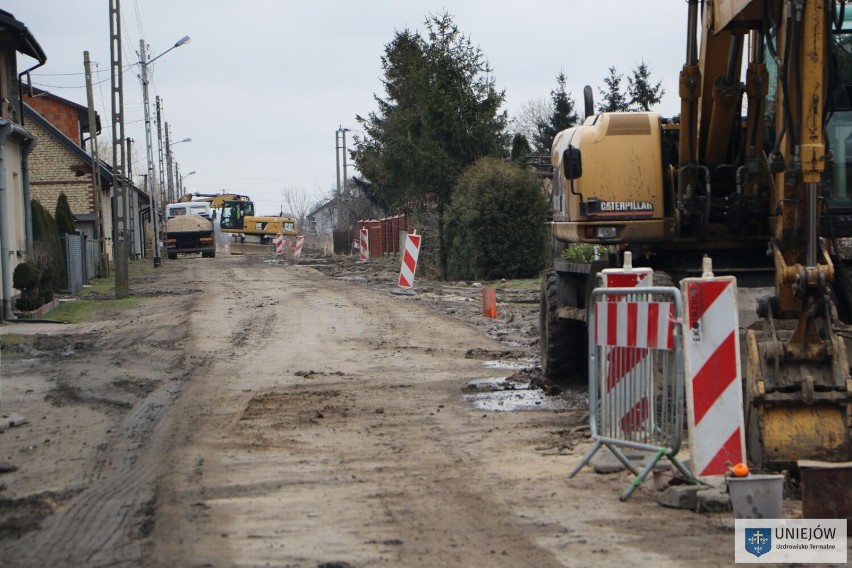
left=165, top=123, right=175, bottom=201
left=109, top=0, right=129, bottom=297
left=156, top=96, right=166, bottom=206
left=139, top=39, right=161, bottom=267
left=84, top=50, right=108, bottom=277
left=125, top=136, right=137, bottom=259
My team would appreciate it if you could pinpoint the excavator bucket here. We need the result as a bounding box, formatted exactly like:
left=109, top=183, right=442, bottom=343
left=744, top=327, right=852, bottom=470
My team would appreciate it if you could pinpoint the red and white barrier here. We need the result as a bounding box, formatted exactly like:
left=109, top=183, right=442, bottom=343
left=359, top=228, right=370, bottom=261
left=594, top=301, right=674, bottom=350
left=293, top=235, right=304, bottom=259
left=681, top=257, right=745, bottom=477
left=397, top=233, right=421, bottom=289
left=598, top=259, right=656, bottom=435
left=273, top=233, right=284, bottom=255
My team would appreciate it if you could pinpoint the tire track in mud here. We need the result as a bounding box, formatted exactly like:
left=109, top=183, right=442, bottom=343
left=0, top=296, right=206, bottom=567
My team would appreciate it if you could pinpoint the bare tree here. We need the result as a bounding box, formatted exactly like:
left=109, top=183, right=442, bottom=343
left=281, top=186, right=321, bottom=230
left=510, top=97, right=554, bottom=154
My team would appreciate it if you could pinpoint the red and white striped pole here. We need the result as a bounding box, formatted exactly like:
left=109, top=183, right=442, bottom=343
left=359, top=228, right=370, bottom=261
left=293, top=235, right=304, bottom=259
left=273, top=233, right=284, bottom=255
left=681, top=256, right=746, bottom=477
left=599, top=254, right=655, bottom=436
left=396, top=232, right=421, bottom=291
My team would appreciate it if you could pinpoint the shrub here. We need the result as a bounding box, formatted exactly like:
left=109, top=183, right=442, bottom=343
left=55, top=193, right=76, bottom=234
left=30, top=200, right=65, bottom=297
left=444, top=157, right=548, bottom=280
left=13, top=262, right=42, bottom=311
left=562, top=243, right=607, bottom=263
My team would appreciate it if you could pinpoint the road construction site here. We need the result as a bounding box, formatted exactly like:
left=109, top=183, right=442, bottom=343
left=0, top=251, right=817, bottom=567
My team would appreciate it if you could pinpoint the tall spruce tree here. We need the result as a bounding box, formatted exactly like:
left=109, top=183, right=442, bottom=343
left=628, top=61, right=665, bottom=111
left=597, top=66, right=630, bottom=112
left=537, top=72, right=580, bottom=154
left=353, top=12, right=507, bottom=276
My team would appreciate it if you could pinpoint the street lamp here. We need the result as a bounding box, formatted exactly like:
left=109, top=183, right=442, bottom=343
left=140, top=35, right=190, bottom=268
left=180, top=170, right=196, bottom=194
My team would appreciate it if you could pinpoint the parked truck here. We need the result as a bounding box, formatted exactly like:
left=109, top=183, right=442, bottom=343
left=165, top=202, right=216, bottom=260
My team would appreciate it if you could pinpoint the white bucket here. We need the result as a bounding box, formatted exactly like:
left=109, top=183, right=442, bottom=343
left=727, top=474, right=784, bottom=519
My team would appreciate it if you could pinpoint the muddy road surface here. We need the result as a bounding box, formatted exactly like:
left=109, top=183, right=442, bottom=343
left=1, top=254, right=738, bottom=567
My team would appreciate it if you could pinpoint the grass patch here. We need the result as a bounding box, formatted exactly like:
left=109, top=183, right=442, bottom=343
left=45, top=297, right=142, bottom=323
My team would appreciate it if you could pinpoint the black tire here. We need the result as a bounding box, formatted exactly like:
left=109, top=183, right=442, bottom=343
left=540, top=270, right=586, bottom=383
left=167, top=253, right=177, bottom=260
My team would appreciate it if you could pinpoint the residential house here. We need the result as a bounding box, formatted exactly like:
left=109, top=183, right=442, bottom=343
left=0, top=10, right=45, bottom=320
left=24, top=88, right=151, bottom=261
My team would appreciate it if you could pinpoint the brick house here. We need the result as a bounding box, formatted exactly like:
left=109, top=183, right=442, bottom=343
left=0, top=10, right=45, bottom=320
left=24, top=89, right=151, bottom=261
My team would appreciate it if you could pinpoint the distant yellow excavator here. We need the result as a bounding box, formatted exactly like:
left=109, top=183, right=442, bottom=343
left=178, top=192, right=298, bottom=243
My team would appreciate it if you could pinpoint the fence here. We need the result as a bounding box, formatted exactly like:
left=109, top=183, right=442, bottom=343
left=60, top=233, right=100, bottom=294
left=357, top=214, right=413, bottom=257
left=569, top=286, right=696, bottom=500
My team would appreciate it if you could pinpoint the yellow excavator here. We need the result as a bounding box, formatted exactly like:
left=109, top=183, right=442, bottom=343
left=178, top=192, right=298, bottom=243
left=542, top=0, right=852, bottom=469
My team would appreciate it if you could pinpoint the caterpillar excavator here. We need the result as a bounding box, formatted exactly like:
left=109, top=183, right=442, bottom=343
left=542, top=0, right=852, bottom=469
left=178, top=192, right=298, bottom=243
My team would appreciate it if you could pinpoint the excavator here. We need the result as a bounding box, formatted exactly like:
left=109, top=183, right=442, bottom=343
left=542, top=0, right=852, bottom=469
left=178, top=192, right=298, bottom=243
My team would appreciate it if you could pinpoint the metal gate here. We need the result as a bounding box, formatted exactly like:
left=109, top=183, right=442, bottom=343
left=60, top=234, right=86, bottom=294
left=569, top=286, right=696, bottom=500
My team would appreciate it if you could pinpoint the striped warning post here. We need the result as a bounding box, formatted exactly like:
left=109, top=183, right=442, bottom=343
left=293, top=236, right=304, bottom=259
left=397, top=233, right=421, bottom=289
left=599, top=263, right=654, bottom=435
left=681, top=259, right=745, bottom=477
left=273, top=233, right=284, bottom=255
left=359, top=228, right=370, bottom=261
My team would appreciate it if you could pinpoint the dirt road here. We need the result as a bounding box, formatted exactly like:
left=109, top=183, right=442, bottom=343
left=1, top=254, right=738, bottom=567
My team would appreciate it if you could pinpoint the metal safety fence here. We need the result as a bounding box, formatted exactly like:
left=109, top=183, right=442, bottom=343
left=569, top=286, right=696, bottom=500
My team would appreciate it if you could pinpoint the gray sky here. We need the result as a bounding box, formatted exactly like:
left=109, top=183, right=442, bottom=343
left=9, top=1, right=686, bottom=215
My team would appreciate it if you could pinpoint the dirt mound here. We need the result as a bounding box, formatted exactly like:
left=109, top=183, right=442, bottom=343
left=166, top=216, right=212, bottom=232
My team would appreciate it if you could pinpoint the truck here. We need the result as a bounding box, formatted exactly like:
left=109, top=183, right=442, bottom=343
left=178, top=192, right=298, bottom=243
left=542, top=0, right=852, bottom=469
left=165, top=202, right=216, bottom=260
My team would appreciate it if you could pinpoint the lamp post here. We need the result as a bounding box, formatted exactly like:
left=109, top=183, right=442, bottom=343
left=166, top=133, right=191, bottom=202
left=140, top=34, right=190, bottom=267
left=179, top=170, right=196, bottom=194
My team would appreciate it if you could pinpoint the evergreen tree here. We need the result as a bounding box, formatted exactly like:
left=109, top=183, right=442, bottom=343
left=597, top=66, right=630, bottom=112
left=628, top=61, right=665, bottom=111
left=353, top=12, right=507, bottom=276
left=55, top=193, right=76, bottom=234
left=510, top=133, right=531, bottom=163
left=537, top=72, right=580, bottom=152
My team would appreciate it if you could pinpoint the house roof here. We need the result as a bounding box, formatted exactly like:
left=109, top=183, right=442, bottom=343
left=0, top=10, right=46, bottom=63
left=26, top=86, right=98, bottom=134
left=25, top=102, right=149, bottom=205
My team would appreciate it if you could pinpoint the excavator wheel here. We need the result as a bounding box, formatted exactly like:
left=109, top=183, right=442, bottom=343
left=540, top=270, right=586, bottom=384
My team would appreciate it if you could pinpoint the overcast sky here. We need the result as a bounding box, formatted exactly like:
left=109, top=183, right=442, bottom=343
left=9, top=1, right=686, bottom=215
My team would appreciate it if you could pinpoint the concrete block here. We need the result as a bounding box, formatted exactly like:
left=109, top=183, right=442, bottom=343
left=658, top=485, right=700, bottom=509
left=696, top=488, right=732, bottom=513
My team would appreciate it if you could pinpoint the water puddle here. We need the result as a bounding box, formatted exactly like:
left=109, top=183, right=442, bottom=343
left=481, top=358, right=537, bottom=372
left=462, top=377, right=587, bottom=412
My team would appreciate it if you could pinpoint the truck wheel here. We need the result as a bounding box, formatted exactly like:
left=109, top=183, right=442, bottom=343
left=540, top=270, right=586, bottom=384
left=168, top=253, right=177, bottom=260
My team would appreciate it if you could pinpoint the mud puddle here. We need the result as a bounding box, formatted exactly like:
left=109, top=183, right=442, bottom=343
left=462, top=377, right=586, bottom=412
